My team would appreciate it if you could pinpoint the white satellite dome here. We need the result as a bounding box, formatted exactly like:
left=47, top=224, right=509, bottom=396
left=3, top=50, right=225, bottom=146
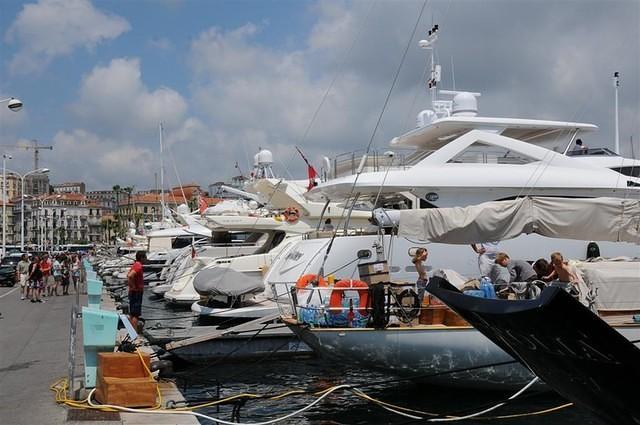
left=256, top=149, right=273, bottom=165
left=452, top=92, right=478, bottom=117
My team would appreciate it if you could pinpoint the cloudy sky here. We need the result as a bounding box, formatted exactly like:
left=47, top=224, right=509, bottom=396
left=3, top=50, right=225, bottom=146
left=0, top=0, right=638, bottom=192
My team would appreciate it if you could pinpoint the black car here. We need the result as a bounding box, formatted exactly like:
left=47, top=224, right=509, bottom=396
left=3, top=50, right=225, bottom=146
left=0, top=255, right=21, bottom=287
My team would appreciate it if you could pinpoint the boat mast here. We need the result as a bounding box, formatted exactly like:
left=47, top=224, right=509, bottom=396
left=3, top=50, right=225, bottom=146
left=159, top=122, right=166, bottom=219
left=420, top=24, right=440, bottom=105
left=613, top=71, right=620, bottom=154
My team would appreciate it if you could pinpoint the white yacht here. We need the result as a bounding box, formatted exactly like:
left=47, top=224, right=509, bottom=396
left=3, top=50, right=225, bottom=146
left=266, top=27, right=640, bottom=388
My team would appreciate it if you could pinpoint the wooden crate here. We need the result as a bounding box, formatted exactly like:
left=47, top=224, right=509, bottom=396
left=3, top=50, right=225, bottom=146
left=95, top=352, right=157, bottom=407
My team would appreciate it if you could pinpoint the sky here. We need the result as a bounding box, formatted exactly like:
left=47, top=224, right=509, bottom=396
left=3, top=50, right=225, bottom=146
left=0, top=0, right=638, bottom=192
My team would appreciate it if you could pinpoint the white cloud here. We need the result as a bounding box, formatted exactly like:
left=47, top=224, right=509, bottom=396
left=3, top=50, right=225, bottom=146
left=51, top=129, right=155, bottom=188
left=71, top=58, right=187, bottom=136
left=5, top=0, right=130, bottom=74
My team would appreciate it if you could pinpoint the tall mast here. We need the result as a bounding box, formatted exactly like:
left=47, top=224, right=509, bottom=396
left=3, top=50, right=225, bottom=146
left=613, top=72, right=620, bottom=154
left=419, top=24, right=440, bottom=104
left=159, top=122, right=166, bottom=218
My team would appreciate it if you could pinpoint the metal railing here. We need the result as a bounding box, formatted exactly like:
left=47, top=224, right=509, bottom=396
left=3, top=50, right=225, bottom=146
left=271, top=281, right=422, bottom=328
left=324, top=148, right=432, bottom=180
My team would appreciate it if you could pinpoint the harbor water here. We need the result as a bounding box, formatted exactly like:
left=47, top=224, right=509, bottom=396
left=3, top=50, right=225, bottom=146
left=141, top=293, right=607, bottom=425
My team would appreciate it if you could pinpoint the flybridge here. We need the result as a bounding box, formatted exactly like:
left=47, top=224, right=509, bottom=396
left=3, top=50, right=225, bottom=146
left=390, top=114, right=599, bottom=151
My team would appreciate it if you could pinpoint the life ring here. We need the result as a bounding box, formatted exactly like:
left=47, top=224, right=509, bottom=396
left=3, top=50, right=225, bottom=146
left=295, top=273, right=327, bottom=289
left=284, top=207, right=300, bottom=223
left=329, top=280, right=369, bottom=315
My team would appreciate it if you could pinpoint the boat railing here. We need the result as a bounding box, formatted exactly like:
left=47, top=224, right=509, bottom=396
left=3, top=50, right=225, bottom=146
left=270, top=281, right=439, bottom=328
left=323, top=148, right=433, bottom=180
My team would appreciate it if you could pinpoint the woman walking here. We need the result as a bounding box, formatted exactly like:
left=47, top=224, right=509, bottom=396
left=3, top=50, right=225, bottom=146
left=28, top=256, right=43, bottom=303
left=61, top=255, right=71, bottom=295
left=52, top=255, right=62, bottom=296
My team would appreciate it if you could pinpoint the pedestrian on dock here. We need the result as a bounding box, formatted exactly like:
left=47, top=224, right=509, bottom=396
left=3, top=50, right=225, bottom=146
left=127, top=251, right=146, bottom=331
left=61, top=255, right=71, bottom=295
left=40, top=253, right=53, bottom=297
left=71, top=254, right=80, bottom=294
left=28, top=255, right=43, bottom=303
left=16, top=253, right=30, bottom=300
left=52, top=255, right=62, bottom=296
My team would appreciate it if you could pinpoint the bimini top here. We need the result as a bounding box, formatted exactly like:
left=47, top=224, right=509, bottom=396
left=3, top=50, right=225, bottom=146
left=390, top=116, right=598, bottom=150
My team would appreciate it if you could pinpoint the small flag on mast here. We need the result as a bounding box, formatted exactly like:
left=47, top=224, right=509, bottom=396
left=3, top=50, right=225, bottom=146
left=295, top=146, right=318, bottom=191
left=198, top=193, right=207, bottom=215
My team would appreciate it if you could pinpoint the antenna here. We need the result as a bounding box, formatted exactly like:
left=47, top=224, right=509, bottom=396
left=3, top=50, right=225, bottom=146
left=419, top=24, right=440, bottom=103
left=613, top=72, right=620, bottom=154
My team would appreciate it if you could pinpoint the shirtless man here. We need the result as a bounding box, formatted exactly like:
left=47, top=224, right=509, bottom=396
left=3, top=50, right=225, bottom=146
left=544, top=252, right=579, bottom=283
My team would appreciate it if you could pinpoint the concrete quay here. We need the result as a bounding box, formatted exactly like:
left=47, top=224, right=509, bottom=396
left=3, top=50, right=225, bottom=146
left=0, top=282, right=197, bottom=425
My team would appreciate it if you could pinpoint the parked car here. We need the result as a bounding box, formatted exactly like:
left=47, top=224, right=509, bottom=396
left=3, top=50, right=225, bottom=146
left=0, top=255, right=20, bottom=287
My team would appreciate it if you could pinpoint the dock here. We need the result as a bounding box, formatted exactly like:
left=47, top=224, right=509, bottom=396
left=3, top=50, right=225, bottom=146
left=0, top=281, right=197, bottom=425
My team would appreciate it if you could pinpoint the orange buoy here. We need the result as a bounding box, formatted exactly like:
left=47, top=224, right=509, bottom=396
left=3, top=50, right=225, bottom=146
left=329, top=280, right=369, bottom=315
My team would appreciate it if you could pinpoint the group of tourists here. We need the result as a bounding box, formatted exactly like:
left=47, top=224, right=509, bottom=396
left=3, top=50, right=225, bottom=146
left=17, top=253, right=82, bottom=303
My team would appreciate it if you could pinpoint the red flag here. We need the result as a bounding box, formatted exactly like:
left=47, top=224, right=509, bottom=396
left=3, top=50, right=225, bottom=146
left=295, top=146, right=318, bottom=191
left=198, top=194, right=207, bottom=215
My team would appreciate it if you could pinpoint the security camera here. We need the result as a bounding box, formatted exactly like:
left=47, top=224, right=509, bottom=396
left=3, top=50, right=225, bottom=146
left=7, top=98, right=23, bottom=112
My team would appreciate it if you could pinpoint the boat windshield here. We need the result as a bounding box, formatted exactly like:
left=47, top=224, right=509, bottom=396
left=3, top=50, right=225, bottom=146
left=566, top=147, right=619, bottom=156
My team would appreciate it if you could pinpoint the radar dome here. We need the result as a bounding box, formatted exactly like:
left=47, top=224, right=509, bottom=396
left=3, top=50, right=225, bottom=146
left=256, top=149, right=273, bottom=165
left=452, top=92, right=478, bottom=117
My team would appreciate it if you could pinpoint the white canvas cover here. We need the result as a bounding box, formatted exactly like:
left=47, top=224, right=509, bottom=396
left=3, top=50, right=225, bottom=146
left=193, top=267, right=264, bottom=297
left=575, top=259, right=640, bottom=310
left=398, top=197, right=640, bottom=244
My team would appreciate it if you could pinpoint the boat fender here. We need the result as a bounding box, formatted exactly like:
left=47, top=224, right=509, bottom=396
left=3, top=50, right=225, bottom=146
left=295, top=274, right=327, bottom=289
left=329, top=280, right=369, bottom=315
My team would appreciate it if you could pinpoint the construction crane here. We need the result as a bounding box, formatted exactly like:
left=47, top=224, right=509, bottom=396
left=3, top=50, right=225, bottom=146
left=0, top=139, right=53, bottom=169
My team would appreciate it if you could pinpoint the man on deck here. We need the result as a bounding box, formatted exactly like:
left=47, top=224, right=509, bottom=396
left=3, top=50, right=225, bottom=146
left=127, top=251, right=146, bottom=331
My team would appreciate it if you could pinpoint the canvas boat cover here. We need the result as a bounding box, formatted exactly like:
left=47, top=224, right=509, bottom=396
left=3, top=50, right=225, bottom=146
left=398, top=197, right=640, bottom=244
left=193, top=267, right=264, bottom=297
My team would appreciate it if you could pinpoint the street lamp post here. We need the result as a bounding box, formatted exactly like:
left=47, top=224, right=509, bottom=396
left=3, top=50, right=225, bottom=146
left=15, top=168, right=50, bottom=251
left=2, top=154, right=12, bottom=257
left=0, top=96, right=23, bottom=256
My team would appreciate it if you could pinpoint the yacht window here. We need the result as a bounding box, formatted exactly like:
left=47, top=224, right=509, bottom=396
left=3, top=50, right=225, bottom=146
left=246, top=232, right=269, bottom=246
left=269, top=231, right=286, bottom=249
left=566, top=147, right=618, bottom=157
left=448, top=142, right=536, bottom=165
left=612, top=166, right=640, bottom=178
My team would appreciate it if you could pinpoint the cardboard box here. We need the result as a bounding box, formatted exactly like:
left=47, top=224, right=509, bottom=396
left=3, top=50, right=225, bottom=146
left=358, top=261, right=390, bottom=285
left=95, top=352, right=157, bottom=408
